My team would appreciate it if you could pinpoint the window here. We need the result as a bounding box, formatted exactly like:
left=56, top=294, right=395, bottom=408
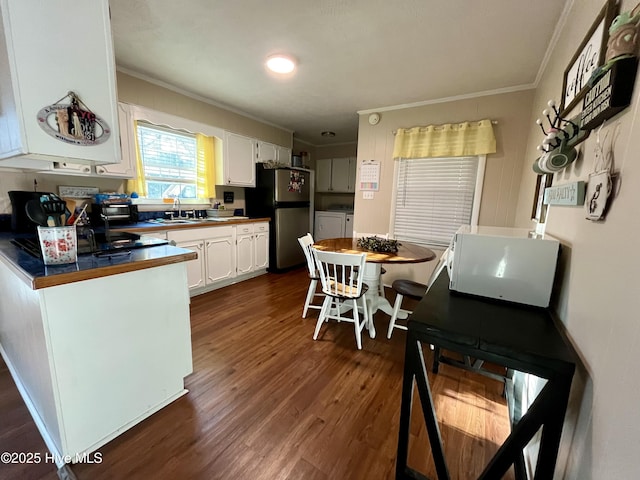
left=392, top=155, right=485, bottom=248
left=136, top=122, right=198, bottom=199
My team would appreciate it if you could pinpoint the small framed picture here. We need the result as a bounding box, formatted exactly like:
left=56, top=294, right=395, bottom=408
left=532, top=174, right=553, bottom=223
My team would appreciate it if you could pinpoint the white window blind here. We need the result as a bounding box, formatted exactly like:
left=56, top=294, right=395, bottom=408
left=137, top=122, right=198, bottom=199
left=393, top=156, right=481, bottom=247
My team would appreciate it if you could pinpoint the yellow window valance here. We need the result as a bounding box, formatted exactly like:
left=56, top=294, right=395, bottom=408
left=392, top=119, right=496, bottom=159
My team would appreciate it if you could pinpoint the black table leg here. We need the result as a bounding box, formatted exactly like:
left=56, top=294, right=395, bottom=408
left=396, top=332, right=450, bottom=480
left=533, top=377, right=572, bottom=479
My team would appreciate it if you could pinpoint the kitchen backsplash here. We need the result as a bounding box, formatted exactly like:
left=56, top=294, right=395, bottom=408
left=0, top=171, right=124, bottom=215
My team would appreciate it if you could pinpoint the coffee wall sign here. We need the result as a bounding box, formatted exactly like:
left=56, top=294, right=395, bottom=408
left=37, top=91, right=111, bottom=146
left=580, top=56, right=638, bottom=130
left=561, top=0, right=618, bottom=116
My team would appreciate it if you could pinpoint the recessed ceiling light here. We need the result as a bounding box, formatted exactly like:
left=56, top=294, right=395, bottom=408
left=321, top=131, right=336, bottom=137
left=266, top=55, right=296, bottom=74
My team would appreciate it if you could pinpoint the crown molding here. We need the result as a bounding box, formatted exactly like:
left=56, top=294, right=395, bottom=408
left=116, top=66, right=294, bottom=134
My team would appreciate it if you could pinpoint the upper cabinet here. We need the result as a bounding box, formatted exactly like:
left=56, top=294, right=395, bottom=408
left=0, top=0, right=120, bottom=169
left=316, top=157, right=357, bottom=193
left=257, top=140, right=291, bottom=166
left=218, top=131, right=257, bottom=187
left=94, top=103, right=137, bottom=178
left=35, top=102, right=137, bottom=178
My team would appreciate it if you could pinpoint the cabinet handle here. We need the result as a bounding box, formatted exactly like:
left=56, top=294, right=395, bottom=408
left=97, top=166, right=105, bottom=174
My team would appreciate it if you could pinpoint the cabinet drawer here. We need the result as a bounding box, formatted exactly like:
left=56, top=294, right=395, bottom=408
left=236, top=224, right=254, bottom=235
left=168, top=226, right=234, bottom=243
left=254, top=222, right=269, bottom=233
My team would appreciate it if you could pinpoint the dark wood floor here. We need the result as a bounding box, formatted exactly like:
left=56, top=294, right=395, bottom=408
left=0, top=267, right=513, bottom=480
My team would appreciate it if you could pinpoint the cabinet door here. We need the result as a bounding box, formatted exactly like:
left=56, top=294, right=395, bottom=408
left=276, top=145, right=292, bottom=166
left=257, top=141, right=277, bottom=163
left=175, top=240, right=205, bottom=290
left=205, top=235, right=236, bottom=283
left=95, top=103, right=137, bottom=178
left=314, top=212, right=346, bottom=241
left=236, top=234, right=254, bottom=274
left=254, top=223, right=269, bottom=269
left=222, top=132, right=256, bottom=186
left=316, top=158, right=332, bottom=192
left=330, top=158, right=353, bottom=192
left=345, top=214, right=354, bottom=238
left=0, top=0, right=119, bottom=166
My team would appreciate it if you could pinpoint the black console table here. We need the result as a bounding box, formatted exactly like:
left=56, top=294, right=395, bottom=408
left=396, top=271, right=576, bottom=480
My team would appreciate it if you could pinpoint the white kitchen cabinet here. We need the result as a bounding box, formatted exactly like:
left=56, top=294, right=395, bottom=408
left=236, top=223, right=254, bottom=275
left=315, top=157, right=357, bottom=193
left=345, top=214, right=354, bottom=238
left=167, top=222, right=269, bottom=295
left=257, top=141, right=277, bottom=163
left=174, top=239, right=206, bottom=290
left=277, top=145, right=292, bottom=165
left=257, top=141, right=292, bottom=166
left=219, top=131, right=256, bottom=186
left=0, top=0, right=120, bottom=169
left=314, top=211, right=347, bottom=241
left=94, top=103, right=137, bottom=178
left=169, top=226, right=236, bottom=287
left=206, top=229, right=236, bottom=283
left=254, top=222, right=269, bottom=270
left=237, top=222, right=270, bottom=273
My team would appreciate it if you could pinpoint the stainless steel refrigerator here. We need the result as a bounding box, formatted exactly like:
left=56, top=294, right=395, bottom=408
left=245, top=164, right=311, bottom=271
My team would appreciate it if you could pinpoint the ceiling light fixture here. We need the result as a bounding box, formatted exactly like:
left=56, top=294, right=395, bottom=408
left=321, top=131, right=336, bottom=137
left=266, top=55, right=296, bottom=74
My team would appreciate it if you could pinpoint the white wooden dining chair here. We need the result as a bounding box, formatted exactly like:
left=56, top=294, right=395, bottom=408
left=297, top=233, right=324, bottom=318
left=387, top=248, right=450, bottom=339
left=353, top=231, right=389, bottom=296
left=311, top=248, right=370, bottom=350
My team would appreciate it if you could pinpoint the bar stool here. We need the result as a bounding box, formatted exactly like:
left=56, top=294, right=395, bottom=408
left=387, top=248, right=450, bottom=339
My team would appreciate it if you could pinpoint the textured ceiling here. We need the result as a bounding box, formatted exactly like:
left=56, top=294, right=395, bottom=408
left=109, top=0, right=567, bottom=146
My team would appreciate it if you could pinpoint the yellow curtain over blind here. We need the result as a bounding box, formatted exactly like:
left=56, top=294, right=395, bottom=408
left=392, top=119, right=496, bottom=159
left=126, top=121, right=147, bottom=197
left=196, top=133, right=215, bottom=198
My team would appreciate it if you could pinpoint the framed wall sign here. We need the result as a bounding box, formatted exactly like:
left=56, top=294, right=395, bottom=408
left=560, top=0, right=618, bottom=116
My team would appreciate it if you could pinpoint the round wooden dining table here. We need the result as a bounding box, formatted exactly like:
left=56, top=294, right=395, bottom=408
left=313, top=237, right=436, bottom=338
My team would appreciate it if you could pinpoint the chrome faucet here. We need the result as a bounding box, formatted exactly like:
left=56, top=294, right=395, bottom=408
left=173, top=197, right=182, bottom=218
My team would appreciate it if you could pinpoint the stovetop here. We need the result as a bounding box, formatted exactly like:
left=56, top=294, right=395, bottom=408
left=12, top=231, right=168, bottom=259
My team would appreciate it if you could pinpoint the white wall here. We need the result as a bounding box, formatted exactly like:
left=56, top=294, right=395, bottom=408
left=513, top=1, right=640, bottom=478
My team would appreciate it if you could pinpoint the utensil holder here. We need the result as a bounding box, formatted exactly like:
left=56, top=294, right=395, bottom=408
left=37, top=226, right=78, bottom=265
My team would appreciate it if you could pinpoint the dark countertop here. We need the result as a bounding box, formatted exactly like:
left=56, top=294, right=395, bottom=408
left=0, top=217, right=269, bottom=290
left=112, top=217, right=271, bottom=234
left=0, top=235, right=196, bottom=290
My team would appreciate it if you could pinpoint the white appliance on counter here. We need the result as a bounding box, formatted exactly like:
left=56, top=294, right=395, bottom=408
left=447, top=225, right=560, bottom=307
left=314, top=211, right=354, bottom=240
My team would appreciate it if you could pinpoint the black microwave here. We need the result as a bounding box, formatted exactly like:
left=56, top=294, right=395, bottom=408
left=90, top=203, right=139, bottom=225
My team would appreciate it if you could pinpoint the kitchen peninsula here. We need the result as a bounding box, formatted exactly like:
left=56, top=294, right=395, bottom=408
left=0, top=241, right=196, bottom=466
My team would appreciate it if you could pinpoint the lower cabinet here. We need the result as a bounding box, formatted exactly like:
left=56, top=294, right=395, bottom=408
left=205, top=229, right=236, bottom=284
left=167, top=222, right=269, bottom=295
left=254, top=222, right=269, bottom=270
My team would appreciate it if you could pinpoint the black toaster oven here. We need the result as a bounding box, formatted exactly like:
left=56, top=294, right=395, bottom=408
left=90, top=203, right=139, bottom=225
